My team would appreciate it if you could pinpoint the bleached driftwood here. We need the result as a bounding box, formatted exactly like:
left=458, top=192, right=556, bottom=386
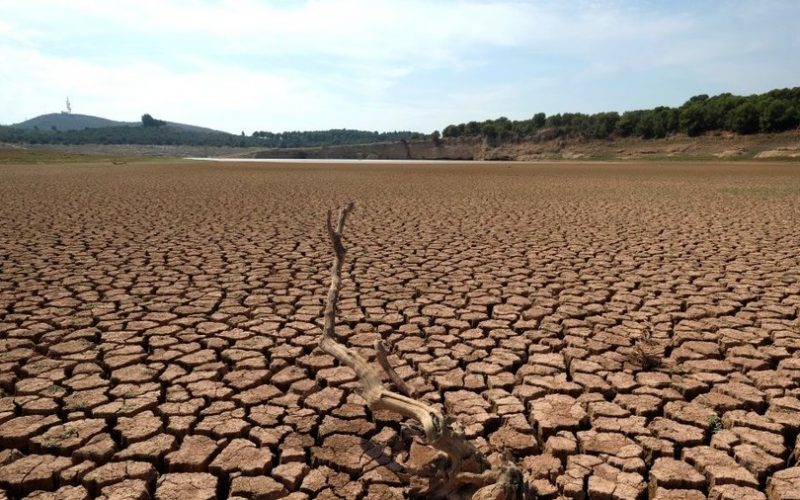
left=319, top=203, right=522, bottom=499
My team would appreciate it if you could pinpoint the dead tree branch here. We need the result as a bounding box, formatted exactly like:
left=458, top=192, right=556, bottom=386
left=375, top=339, right=419, bottom=398
left=318, top=203, right=522, bottom=499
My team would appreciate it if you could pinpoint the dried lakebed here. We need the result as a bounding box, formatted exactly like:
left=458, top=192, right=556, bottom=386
left=0, top=160, right=799, bottom=499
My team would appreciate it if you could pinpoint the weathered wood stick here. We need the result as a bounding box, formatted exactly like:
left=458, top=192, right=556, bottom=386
left=375, top=339, right=418, bottom=398
left=318, top=203, right=521, bottom=499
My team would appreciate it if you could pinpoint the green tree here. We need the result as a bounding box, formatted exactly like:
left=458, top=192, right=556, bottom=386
left=760, top=99, right=797, bottom=132
left=616, top=111, right=640, bottom=136
left=592, top=112, right=619, bottom=139
left=481, top=123, right=498, bottom=144
left=680, top=104, right=707, bottom=137
left=546, top=114, right=563, bottom=128
left=729, top=103, right=760, bottom=134
left=442, top=125, right=460, bottom=138
left=636, top=113, right=656, bottom=139
left=464, top=121, right=481, bottom=135
left=141, top=114, right=166, bottom=127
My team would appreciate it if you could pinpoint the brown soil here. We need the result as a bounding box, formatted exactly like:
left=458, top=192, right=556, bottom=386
left=483, top=130, right=800, bottom=161
left=0, top=160, right=799, bottom=499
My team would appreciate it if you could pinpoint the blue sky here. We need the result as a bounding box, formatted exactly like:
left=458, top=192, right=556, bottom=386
left=1, top=0, right=798, bottom=133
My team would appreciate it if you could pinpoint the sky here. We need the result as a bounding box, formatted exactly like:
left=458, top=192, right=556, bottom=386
left=1, top=0, right=799, bottom=134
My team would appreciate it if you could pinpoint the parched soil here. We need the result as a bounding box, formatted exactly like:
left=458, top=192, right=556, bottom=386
left=0, top=160, right=799, bottom=499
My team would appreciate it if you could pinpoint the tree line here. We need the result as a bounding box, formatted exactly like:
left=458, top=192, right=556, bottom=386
left=250, top=129, right=420, bottom=148
left=0, top=125, right=257, bottom=147
left=441, top=87, right=800, bottom=143
left=0, top=121, right=419, bottom=148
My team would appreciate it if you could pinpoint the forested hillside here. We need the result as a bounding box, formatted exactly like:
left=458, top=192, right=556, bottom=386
left=442, top=87, right=800, bottom=143
left=14, top=113, right=128, bottom=131
left=0, top=124, right=419, bottom=148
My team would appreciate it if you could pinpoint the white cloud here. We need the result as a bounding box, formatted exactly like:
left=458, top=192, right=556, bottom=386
left=0, top=45, right=328, bottom=131
left=1, top=0, right=695, bottom=67
left=1, top=0, right=798, bottom=132
left=0, top=18, right=41, bottom=45
left=2, top=0, right=528, bottom=65
left=1, top=0, right=548, bottom=130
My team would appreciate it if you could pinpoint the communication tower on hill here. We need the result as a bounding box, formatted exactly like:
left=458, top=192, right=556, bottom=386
left=65, top=97, right=72, bottom=114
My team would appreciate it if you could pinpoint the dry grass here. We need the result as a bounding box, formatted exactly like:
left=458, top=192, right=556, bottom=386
left=0, top=147, right=144, bottom=164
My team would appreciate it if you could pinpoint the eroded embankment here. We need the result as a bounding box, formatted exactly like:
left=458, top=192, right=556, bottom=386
left=244, top=130, right=800, bottom=161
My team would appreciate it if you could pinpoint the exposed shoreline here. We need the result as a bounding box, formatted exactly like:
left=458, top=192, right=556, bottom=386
left=9, top=128, right=800, bottom=161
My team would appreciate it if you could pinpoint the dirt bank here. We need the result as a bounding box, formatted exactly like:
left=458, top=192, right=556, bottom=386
left=11, top=129, right=800, bottom=161
left=244, top=130, right=800, bottom=161
left=242, top=139, right=476, bottom=160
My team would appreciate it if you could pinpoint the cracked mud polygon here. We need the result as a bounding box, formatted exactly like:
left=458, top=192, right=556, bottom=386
left=1, top=160, right=799, bottom=499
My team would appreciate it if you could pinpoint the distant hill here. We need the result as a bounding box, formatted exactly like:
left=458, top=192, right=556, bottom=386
left=1, top=118, right=421, bottom=148
left=12, top=113, right=225, bottom=134
left=14, top=113, right=127, bottom=131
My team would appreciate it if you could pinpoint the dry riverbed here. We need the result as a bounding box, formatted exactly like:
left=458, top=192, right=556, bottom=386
left=1, top=160, right=799, bottom=499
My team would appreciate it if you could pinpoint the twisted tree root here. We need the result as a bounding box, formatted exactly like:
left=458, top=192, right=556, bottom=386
left=318, top=203, right=523, bottom=499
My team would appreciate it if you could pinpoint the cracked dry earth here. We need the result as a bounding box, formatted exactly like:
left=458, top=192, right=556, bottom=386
left=0, top=160, right=799, bottom=500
